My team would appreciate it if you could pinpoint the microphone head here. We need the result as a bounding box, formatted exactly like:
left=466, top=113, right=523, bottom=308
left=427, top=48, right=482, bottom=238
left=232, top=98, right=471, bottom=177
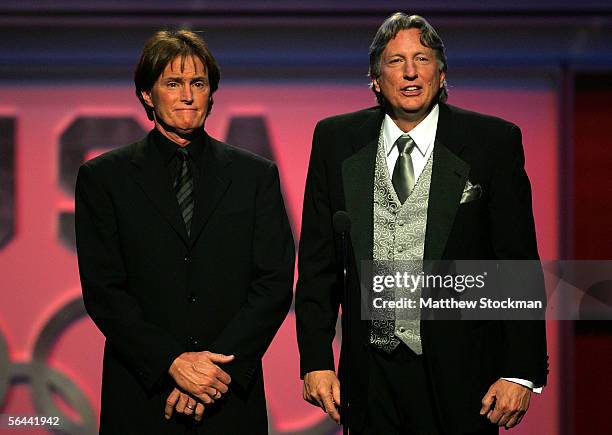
left=333, top=211, right=351, bottom=234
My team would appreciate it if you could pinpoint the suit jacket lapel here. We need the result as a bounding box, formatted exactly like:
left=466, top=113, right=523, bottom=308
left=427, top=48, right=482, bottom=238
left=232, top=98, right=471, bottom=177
left=130, top=135, right=190, bottom=244
left=342, top=109, right=384, bottom=269
left=424, top=103, right=470, bottom=262
left=189, top=134, right=232, bottom=247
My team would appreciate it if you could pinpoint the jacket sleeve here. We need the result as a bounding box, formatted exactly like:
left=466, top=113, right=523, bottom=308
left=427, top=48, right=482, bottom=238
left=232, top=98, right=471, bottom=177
left=295, top=121, right=342, bottom=378
left=75, top=162, right=184, bottom=392
left=487, top=124, right=549, bottom=387
left=208, top=162, right=295, bottom=390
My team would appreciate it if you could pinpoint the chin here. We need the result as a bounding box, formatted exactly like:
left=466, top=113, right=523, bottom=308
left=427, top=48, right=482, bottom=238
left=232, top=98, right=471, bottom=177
left=398, top=107, right=426, bottom=117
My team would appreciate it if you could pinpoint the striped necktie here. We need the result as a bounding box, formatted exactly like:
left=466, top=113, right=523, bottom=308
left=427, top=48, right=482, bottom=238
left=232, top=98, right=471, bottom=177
left=174, top=148, right=194, bottom=237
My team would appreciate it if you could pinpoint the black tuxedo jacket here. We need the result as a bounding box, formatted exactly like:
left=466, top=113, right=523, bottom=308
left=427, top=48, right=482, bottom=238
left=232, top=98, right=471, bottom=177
left=295, top=103, right=548, bottom=433
left=76, top=131, right=294, bottom=434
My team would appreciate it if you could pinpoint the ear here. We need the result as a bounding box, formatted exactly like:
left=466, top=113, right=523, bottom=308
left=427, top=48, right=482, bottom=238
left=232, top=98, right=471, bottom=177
left=141, top=90, right=154, bottom=108
left=372, top=77, right=381, bottom=93
left=439, top=70, right=446, bottom=89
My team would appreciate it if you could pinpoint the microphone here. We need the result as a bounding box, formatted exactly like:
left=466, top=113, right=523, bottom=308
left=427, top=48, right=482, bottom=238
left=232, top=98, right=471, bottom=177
left=333, top=210, right=352, bottom=234
left=333, top=211, right=351, bottom=434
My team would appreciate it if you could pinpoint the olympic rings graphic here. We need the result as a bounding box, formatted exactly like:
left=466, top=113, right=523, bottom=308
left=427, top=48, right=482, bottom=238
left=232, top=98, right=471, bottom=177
left=0, top=297, right=97, bottom=434
left=0, top=295, right=340, bottom=435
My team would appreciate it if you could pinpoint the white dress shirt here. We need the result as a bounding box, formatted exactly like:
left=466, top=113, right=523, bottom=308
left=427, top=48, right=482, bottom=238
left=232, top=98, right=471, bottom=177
left=383, top=104, right=438, bottom=180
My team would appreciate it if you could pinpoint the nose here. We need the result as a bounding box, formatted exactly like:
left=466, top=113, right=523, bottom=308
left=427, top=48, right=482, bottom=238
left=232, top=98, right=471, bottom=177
left=180, top=84, right=194, bottom=103
left=403, top=60, right=418, bottom=79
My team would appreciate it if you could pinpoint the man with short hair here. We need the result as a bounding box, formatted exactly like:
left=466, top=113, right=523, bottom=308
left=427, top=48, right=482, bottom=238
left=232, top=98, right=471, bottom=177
left=76, top=30, right=294, bottom=434
left=296, top=13, right=548, bottom=434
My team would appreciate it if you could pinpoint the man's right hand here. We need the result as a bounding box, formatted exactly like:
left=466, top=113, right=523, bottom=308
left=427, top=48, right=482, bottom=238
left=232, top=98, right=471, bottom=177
left=168, top=351, right=234, bottom=404
left=303, top=370, right=341, bottom=424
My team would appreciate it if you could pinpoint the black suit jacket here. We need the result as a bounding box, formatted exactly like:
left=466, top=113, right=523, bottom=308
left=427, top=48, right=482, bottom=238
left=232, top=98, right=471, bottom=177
left=76, top=131, right=294, bottom=434
left=295, top=103, right=548, bottom=433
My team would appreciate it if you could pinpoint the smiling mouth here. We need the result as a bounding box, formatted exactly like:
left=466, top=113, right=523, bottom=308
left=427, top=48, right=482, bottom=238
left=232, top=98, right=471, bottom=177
left=400, top=86, right=422, bottom=92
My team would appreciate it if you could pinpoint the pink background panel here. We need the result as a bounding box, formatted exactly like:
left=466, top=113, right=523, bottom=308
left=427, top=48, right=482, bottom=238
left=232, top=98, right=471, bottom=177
left=0, top=84, right=559, bottom=434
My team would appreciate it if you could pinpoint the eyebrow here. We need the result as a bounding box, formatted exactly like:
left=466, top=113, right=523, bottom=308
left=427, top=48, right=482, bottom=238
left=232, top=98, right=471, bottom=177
left=162, top=76, right=208, bottom=82
left=386, top=48, right=432, bottom=56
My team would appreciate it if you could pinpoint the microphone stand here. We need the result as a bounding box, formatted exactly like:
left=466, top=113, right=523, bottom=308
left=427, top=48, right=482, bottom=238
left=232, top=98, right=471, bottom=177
left=333, top=210, right=351, bottom=435
left=340, top=229, right=350, bottom=435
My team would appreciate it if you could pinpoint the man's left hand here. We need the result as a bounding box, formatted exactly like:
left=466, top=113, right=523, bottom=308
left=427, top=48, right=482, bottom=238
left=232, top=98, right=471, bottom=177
left=480, top=378, right=531, bottom=429
left=165, top=388, right=205, bottom=422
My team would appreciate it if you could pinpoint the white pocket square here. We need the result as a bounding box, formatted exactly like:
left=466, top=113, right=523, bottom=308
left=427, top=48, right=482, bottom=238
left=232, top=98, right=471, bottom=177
left=460, top=180, right=482, bottom=204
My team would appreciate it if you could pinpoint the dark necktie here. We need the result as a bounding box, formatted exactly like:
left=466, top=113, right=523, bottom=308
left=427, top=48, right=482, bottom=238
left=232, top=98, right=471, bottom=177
left=391, top=134, right=416, bottom=203
left=174, top=148, right=194, bottom=236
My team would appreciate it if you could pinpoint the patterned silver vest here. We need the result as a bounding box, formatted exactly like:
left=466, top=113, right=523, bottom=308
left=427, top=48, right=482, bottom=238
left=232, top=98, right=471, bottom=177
left=370, top=127, right=433, bottom=354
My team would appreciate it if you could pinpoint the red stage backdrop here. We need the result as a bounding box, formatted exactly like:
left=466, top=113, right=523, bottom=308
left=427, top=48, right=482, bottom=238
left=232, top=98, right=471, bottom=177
left=0, top=84, right=559, bottom=434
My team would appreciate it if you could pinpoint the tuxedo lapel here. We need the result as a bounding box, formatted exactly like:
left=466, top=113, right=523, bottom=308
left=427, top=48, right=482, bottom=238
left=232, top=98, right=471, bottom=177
left=342, top=110, right=383, bottom=269
left=189, top=135, right=232, bottom=247
left=424, top=104, right=470, bottom=262
left=130, top=136, right=190, bottom=245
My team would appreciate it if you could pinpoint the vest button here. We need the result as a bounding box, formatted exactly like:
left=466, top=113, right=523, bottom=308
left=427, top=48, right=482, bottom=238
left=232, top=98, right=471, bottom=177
left=397, top=327, right=406, bottom=334
left=398, top=220, right=405, bottom=226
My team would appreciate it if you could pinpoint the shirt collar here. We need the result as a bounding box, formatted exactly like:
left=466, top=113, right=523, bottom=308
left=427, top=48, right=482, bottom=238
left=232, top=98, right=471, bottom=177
left=152, top=128, right=206, bottom=166
left=383, top=104, right=439, bottom=157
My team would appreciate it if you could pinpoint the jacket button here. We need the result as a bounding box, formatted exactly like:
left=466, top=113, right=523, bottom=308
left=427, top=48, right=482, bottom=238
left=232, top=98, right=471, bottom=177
left=188, top=295, right=196, bottom=303
left=184, top=255, right=191, bottom=262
